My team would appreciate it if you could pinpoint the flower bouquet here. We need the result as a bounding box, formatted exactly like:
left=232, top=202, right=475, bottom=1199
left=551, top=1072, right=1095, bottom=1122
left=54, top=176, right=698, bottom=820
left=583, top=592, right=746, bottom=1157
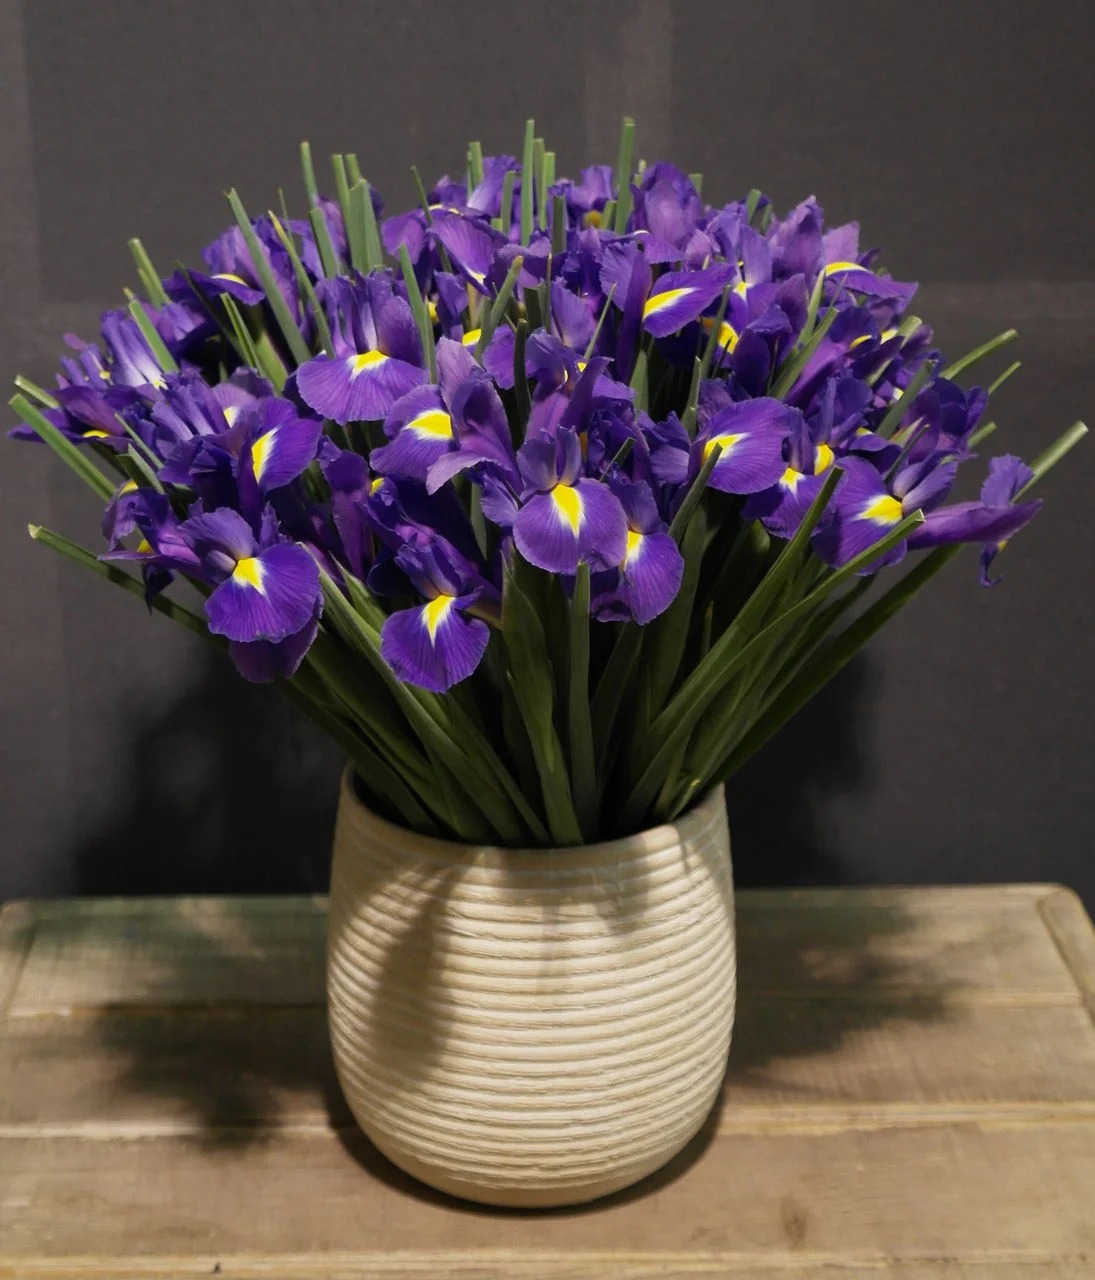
left=11, top=120, right=1084, bottom=1206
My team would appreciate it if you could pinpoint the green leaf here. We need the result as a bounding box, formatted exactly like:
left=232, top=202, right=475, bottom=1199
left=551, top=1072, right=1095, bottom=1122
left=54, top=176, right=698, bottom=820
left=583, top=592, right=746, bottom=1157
left=520, top=119, right=535, bottom=245
left=494, top=168, right=517, bottom=234
left=299, top=141, right=320, bottom=207
left=308, top=205, right=341, bottom=279
left=467, top=140, right=484, bottom=189
left=29, top=523, right=214, bottom=640
left=1019, top=420, right=1087, bottom=496
left=11, top=395, right=118, bottom=500
left=226, top=189, right=312, bottom=366
left=127, top=238, right=169, bottom=306
left=873, top=359, right=934, bottom=440
left=13, top=375, right=60, bottom=410
left=967, top=419, right=998, bottom=449
left=566, top=563, right=598, bottom=840
left=622, top=501, right=922, bottom=830
left=124, top=291, right=178, bottom=374
left=680, top=356, right=703, bottom=436
left=532, top=136, right=545, bottom=229
left=669, top=443, right=721, bottom=542
left=551, top=192, right=567, bottom=257
left=612, top=117, right=635, bottom=234
left=512, top=319, right=531, bottom=432
left=987, top=360, right=1021, bottom=397
left=582, top=282, right=618, bottom=363
left=398, top=244, right=437, bottom=381
left=744, top=188, right=763, bottom=225
left=360, top=180, right=385, bottom=271
left=941, top=328, right=1018, bottom=381
left=345, top=179, right=372, bottom=272
left=769, top=303, right=838, bottom=400
left=502, top=556, right=583, bottom=846
left=475, top=253, right=524, bottom=357
left=628, top=347, right=649, bottom=413
left=689, top=172, right=703, bottom=196
left=269, top=214, right=333, bottom=355
left=321, top=570, right=541, bottom=844
left=591, top=623, right=643, bottom=782
left=712, top=545, right=962, bottom=787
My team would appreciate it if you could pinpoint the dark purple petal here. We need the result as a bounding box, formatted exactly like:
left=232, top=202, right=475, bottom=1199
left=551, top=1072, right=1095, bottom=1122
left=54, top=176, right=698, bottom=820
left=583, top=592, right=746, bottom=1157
left=618, top=528, right=684, bottom=623
left=229, top=616, right=319, bottom=682
left=380, top=597, right=489, bottom=691
left=204, top=542, right=320, bottom=642
left=701, top=398, right=797, bottom=495
left=297, top=352, right=426, bottom=424
left=981, top=454, right=1034, bottom=507
left=907, top=499, right=1042, bottom=550
left=244, top=404, right=324, bottom=491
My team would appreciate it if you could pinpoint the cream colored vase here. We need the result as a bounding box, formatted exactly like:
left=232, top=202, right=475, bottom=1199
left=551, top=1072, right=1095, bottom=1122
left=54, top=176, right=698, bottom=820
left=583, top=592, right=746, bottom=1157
left=326, top=770, right=736, bottom=1208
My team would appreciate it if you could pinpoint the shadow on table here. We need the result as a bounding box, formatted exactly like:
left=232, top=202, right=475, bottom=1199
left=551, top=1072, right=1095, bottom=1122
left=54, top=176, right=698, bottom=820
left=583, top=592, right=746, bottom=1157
left=50, top=650, right=946, bottom=1208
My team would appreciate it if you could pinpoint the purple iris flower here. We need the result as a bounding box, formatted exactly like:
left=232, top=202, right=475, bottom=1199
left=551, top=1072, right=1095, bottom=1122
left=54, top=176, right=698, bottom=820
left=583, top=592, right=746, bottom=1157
left=380, top=542, right=492, bottom=692
left=651, top=391, right=797, bottom=502
left=632, top=165, right=713, bottom=266
left=296, top=275, right=425, bottom=424
left=906, top=454, right=1042, bottom=578
left=412, top=338, right=519, bottom=493
left=233, top=397, right=325, bottom=519
left=511, top=427, right=627, bottom=575
left=428, top=211, right=506, bottom=296
left=554, top=165, right=614, bottom=229
left=592, top=476, right=684, bottom=624
left=640, top=264, right=734, bottom=339
left=177, top=506, right=322, bottom=683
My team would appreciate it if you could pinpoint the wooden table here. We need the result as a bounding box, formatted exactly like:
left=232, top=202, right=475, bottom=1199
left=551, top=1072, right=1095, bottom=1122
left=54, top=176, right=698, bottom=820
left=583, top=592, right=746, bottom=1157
left=1, top=886, right=1093, bottom=1277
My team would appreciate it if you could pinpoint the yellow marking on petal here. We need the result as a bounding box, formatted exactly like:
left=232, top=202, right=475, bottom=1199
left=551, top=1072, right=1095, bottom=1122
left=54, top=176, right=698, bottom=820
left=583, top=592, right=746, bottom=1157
left=467, top=270, right=486, bottom=286
left=422, top=594, right=455, bottom=643
left=642, top=286, right=694, bottom=320
left=583, top=209, right=603, bottom=229
left=99, top=369, right=111, bottom=381
left=703, top=432, right=743, bottom=463
left=426, top=299, right=439, bottom=323
left=461, top=328, right=482, bottom=347
left=250, top=429, right=277, bottom=483
left=349, top=350, right=389, bottom=377
left=369, top=477, right=384, bottom=494
left=824, top=260, right=863, bottom=276
left=213, top=272, right=249, bottom=285
left=136, top=538, right=153, bottom=555
left=232, top=557, right=266, bottom=592
left=407, top=409, right=453, bottom=439
left=551, top=483, right=583, bottom=535
left=814, top=443, right=835, bottom=475
left=84, top=428, right=111, bottom=439
left=881, top=327, right=899, bottom=342
left=223, top=405, right=241, bottom=428
left=860, top=495, right=904, bottom=525
left=577, top=359, right=587, bottom=372
left=733, top=281, right=749, bottom=298
left=781, top=467, right=803, bottom=492
left=118, top=480, right=138, bottom=495
left=701, top=316, right=739, bottom=351
left=624, top=529, right=644, bottom=565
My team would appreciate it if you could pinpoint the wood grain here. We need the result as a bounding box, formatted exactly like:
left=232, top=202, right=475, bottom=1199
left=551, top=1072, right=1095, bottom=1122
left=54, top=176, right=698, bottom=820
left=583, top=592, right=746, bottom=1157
left=1, top=884, right=1093, bottom=1276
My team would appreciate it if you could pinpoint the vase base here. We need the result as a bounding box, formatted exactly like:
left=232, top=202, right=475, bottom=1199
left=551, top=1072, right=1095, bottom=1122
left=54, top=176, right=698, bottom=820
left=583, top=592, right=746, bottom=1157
left=363, top=1125, right=696, bottom=1209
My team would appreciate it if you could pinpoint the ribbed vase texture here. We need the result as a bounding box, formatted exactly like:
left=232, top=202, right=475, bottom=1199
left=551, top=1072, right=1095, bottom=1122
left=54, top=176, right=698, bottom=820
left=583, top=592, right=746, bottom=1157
left=326, top=772, right=736, bottom=1208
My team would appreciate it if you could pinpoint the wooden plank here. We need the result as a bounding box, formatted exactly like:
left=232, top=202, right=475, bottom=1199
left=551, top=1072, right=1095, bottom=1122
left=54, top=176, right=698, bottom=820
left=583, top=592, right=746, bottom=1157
left=1039, top=885, right=1095, bottom=1019
left=1, top=1125, right=1093, bottom=1262
left=5, top=897, right=327, bottom=1013
left=2, top=999, right=1094, bottom=1134
left=2, top=886, right=1080, bottom=1015
left=4, top=1259, right=1095, bottom=1279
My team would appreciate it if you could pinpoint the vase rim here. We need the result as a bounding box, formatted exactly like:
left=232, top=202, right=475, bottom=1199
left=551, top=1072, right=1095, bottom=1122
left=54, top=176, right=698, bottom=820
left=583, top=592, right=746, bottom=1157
left=338, top=767, right=727, bottom=870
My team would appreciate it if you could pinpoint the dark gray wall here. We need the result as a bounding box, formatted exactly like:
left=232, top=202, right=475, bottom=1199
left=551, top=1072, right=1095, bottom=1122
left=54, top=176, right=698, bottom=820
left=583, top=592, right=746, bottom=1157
left=1, top=0, right=1092, bottom=904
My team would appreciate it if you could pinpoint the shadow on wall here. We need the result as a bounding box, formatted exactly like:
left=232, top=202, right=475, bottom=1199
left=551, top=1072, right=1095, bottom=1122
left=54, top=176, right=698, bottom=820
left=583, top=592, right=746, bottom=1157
left=725, top=655, right=877, bottom=889
left=72, top=652, right=342, bottom=897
